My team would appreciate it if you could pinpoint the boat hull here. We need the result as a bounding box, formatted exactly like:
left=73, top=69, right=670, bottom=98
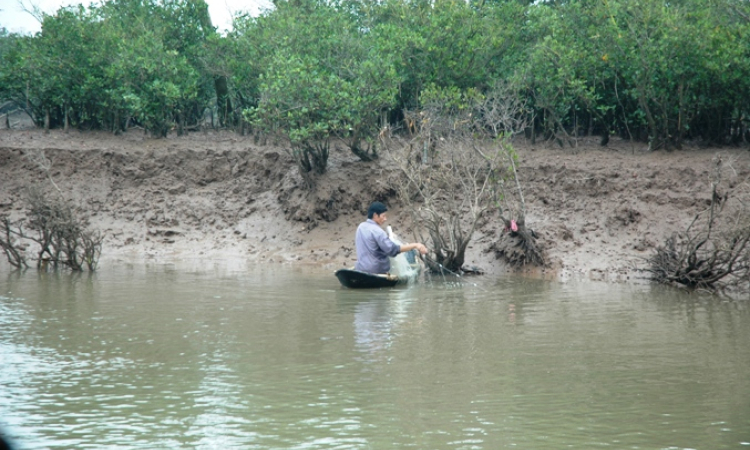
left=335, top=269, right=399, bottom=289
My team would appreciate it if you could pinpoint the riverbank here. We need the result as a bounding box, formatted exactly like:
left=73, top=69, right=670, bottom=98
left=1, top=129, right=748, bottom=282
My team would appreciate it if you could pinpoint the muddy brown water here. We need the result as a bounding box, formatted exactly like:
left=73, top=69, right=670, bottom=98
left=1, top=261, right=749, bottom=449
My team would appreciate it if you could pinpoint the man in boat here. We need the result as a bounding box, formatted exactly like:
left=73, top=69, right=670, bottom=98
left=354, top=201, right=428, bottom=274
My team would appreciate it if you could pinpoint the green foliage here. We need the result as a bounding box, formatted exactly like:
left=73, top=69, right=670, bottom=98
left=520, top=0, right=750, bottom=147
left=0, top=0, right=748, bottom=148
left=248, top=53, right=340, bottom=176
left=0, top=30, right=30, bottom=112
left=241, top=0, right=398, bottom=175
left=417, top=83, right=484, bottom=140
left=0, top=0, right=214, bottom=135
left=369, top=0, right=519, bottom=109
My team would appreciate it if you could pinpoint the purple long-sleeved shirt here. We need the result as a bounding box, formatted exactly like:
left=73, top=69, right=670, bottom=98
left=354, top=219, right=400, bottom=274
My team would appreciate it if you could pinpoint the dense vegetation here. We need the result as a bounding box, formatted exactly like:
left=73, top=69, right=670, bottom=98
left=1, top=0, right=749, bottom=155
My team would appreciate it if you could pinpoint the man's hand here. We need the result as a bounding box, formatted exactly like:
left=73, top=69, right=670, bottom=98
left=400, top=242, right=428, bottom=255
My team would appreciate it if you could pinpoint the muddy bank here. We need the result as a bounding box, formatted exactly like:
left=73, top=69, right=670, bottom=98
left=1, top=129, right=748, bottom=282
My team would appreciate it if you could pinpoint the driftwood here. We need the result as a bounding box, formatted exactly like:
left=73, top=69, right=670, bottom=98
left=0, top=187, right=103, bottom=272
left=645, top=156, right=750, bottom=293
left=0, top=216, right=28, bottom=269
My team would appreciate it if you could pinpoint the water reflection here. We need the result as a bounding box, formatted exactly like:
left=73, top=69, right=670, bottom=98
left=335, top=288, right=414, bottom=362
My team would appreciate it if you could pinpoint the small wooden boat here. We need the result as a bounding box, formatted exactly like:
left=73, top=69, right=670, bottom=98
left=335, top=269, right=399, bottom=289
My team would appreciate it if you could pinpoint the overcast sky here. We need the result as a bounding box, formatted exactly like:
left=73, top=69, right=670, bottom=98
left=0, top=0, right=272, bottom=34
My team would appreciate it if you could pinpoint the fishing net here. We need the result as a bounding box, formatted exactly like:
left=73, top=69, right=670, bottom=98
left=387, top=226, right=421, bottom=282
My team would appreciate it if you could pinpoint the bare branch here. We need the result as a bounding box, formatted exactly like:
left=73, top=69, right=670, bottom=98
left=17, top=0, right=45, bottom=24
left=24, top=149, right=62, bottom=193
left=392, top=83, right=545, bottom=271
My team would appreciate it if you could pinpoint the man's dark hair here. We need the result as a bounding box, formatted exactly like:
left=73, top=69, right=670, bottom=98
left=367, top=201, right=388, bottom=219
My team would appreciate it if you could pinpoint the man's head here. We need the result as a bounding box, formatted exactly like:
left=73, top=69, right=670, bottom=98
left=367, top=201, right=388, bottom=224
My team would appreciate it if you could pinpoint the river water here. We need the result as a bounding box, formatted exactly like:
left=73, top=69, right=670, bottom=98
left=1, top=261, right=749, bottom=450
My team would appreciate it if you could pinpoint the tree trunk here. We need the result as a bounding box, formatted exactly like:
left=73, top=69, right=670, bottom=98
left=215, top=76, right=232, bottom=128
left=636, top=86, right=658, bottom=150
left=113, top=109, right=121, bottom=135
left=675, top=80, right=686, bottom=149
